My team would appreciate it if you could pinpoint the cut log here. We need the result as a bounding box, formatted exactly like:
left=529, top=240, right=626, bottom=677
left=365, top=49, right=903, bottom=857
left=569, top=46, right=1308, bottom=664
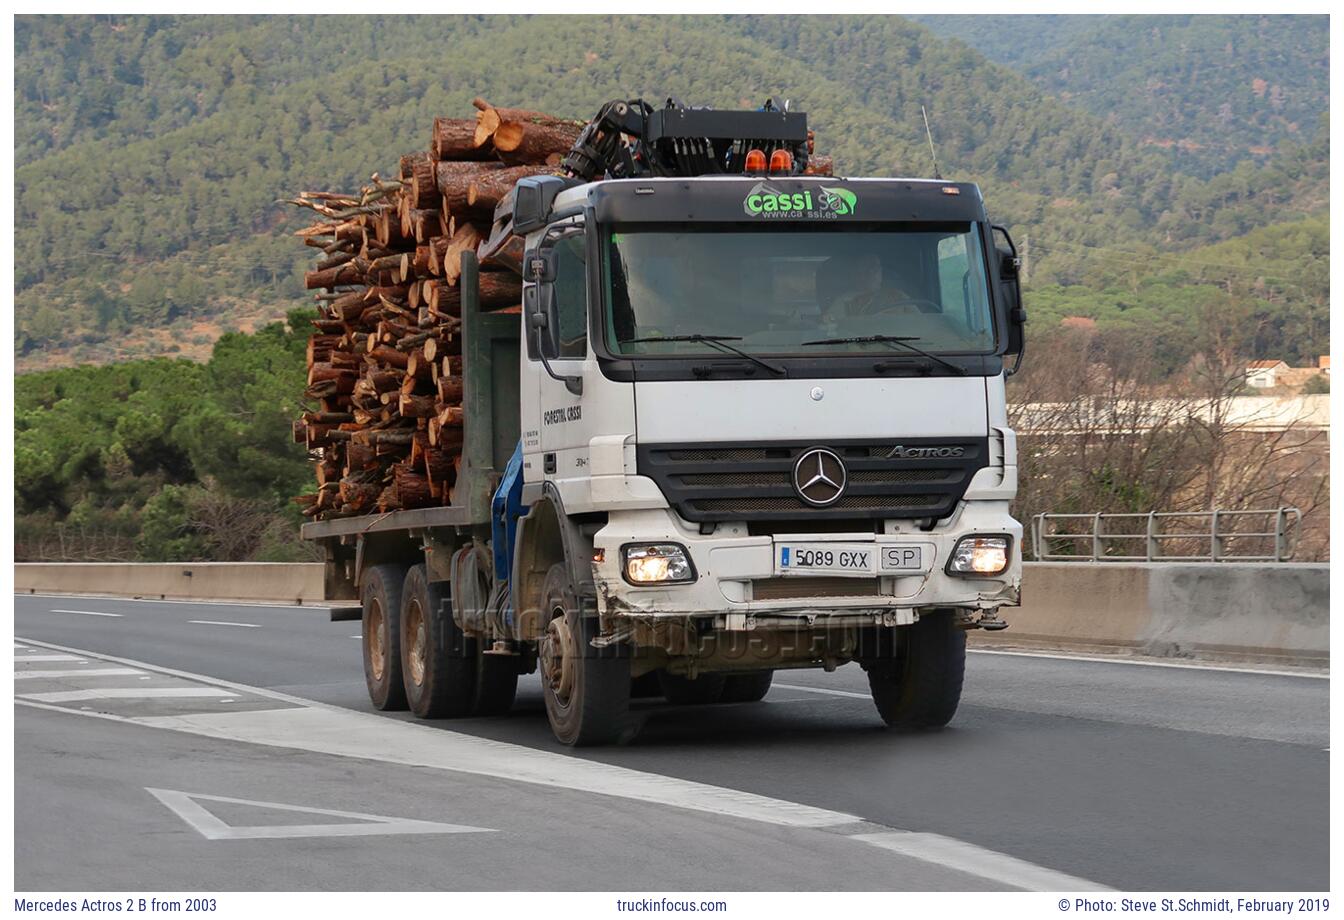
left=492, top=120, right=584, bottom=166
left=479, top=271, right=523, bottom=309
left=442, top=223, right=485, bottom=285
left=398, top=393, right=437, bottom=418
left=408, top=157, right=439, bottom=209
left=467, top=166, right=554, bottom=215
left=393, top=465, right=434, bottom=509
left=437, top=375, right=465, bottom=404
left=479, top=233, right=526, bottom=276
left=432, top=117, right=494, bottom=161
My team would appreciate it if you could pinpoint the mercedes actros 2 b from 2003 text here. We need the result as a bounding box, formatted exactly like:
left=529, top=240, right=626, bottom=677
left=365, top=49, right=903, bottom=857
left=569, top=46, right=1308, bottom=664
left=304, top=98, right=1027, bottom=745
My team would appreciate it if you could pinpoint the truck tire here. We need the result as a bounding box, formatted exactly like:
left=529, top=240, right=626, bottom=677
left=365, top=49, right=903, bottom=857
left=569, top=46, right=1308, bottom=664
left=400, top=564, right=475, bottom=719
left=657, top=671, right=727, bottom=705
left=719, top=671, right=774, bottom=703
left=472, top=642, right=519, bottom=716
left=866, top=609, right=966, bottom=730
left=361, top=563, right=408, bottom=711
left=539, top=562, right=631, bottom=746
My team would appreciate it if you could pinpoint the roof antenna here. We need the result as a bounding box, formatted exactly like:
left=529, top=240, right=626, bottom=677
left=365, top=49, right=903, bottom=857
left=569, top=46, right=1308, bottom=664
left=921, top=105, right=942, bottom=180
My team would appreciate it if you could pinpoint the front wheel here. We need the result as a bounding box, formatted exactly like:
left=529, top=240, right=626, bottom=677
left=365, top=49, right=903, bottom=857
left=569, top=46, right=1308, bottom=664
left=866, top=609, right=966, bottom=730
left=539, top=563, right=631, bottom=746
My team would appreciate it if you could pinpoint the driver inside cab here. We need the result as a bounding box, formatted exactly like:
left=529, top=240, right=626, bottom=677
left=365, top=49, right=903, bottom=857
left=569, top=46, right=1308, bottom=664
left=816, top=253, right=912, bottom=326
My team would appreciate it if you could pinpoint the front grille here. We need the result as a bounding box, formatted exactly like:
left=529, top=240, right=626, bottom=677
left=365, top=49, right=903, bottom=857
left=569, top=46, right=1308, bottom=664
left=690, top=494, right=948, bottom=514
left=753, top=577, right=885, bottom=600
left=638, top=438, right=988, bottom=523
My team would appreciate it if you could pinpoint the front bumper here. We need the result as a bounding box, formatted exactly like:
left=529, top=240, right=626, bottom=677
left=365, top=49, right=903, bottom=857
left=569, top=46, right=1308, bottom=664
left=592, top=501, right=1021, bottom=628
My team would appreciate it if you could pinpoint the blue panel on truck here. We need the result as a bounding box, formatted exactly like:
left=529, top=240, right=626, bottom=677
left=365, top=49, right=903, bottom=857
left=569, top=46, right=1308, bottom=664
left=491, top=442, right=526, bottom=584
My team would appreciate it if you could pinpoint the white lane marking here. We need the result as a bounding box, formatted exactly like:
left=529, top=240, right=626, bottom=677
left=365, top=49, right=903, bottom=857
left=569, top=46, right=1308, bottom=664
left=16, top=637, right=856, bottom=829
left=12, top=654, right=86, bottom=662
left=17, top=687, right=236, bottom=703
left=188, top=620, right=262, bottom=629
left=350, top=635, right=363, bottom=639
left=852, top=831, right=1112, bottom=892
left=146, top=788, right=494, bottom=840
left=14, top=668, right=144, bottom=680
left=968, top=648, right=1328, bottom=679
left=15, top=638, right=1107, bottom=890
left=775, top=683, right=870, bottom=700
left=141, top=706, right=861, bottom=829
left=50, top=609, right=123, bottom=618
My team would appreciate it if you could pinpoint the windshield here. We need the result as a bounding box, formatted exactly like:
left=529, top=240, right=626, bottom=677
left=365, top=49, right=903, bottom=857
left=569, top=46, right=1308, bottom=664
left=603, top=224, right=996, bottom=357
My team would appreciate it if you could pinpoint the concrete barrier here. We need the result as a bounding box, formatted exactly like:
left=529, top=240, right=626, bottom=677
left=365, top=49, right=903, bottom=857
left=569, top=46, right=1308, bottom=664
left=15, top=561, right=1329, bottom=664
left=973, top=562, right=1329, bottom=666
left=14, top=562, right=326, bottom=606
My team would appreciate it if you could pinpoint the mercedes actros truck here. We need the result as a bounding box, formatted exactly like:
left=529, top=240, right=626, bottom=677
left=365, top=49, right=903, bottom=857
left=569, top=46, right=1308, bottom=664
left=304, top=98, right=1026, bottom=745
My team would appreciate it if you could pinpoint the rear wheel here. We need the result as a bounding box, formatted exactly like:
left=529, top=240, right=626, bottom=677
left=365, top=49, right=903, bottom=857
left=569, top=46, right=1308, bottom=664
left=866, top=609, right=965, bottom=730
left=361, top=564, right=408, bottom=711
left=657, top=670, right=727, bottom=705
left=719, top=670, right=774, bottom=703
left=539, top=563, right=631, bottom=746
left=400, top=564, right=475, bottom=719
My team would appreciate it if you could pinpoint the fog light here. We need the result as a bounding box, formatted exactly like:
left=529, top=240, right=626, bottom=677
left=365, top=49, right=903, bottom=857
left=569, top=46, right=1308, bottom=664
left=946, top=535, right=1011, bottom=577
left=622, top=544, right=695, bottom=584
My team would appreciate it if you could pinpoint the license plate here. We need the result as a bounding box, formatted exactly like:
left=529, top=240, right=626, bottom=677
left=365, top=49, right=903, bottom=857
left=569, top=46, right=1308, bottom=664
left=776, top=542, right=877, bottom=576
left=879, top=545, right=926, bottom=572
left=775, top=543, right=928, bottom=576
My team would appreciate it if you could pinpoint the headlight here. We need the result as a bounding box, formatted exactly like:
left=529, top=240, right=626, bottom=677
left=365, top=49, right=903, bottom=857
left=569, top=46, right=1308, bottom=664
left=946, top=535, right=1012, bottom=577
left=622, top=544, right=696, bottom=584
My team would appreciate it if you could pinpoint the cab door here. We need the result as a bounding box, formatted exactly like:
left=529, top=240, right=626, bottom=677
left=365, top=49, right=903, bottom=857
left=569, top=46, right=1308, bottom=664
left=521, top=224, right=590, bottom=490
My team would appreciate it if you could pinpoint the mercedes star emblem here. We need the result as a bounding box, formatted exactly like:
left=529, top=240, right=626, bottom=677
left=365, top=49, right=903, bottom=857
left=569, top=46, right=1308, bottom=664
left=793, top=448, right=847, bottom=507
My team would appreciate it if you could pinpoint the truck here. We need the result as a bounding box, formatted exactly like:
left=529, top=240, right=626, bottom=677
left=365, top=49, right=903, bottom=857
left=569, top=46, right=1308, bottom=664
left=303, top=98, right=1026, bottom=745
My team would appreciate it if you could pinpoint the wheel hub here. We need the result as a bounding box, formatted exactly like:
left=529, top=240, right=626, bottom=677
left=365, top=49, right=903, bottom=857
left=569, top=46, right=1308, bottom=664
left=406, top=599, right=426, bottom=686
left=540, top=613, right=577, bottom=705
left=367, top=599, right=385, bottom=682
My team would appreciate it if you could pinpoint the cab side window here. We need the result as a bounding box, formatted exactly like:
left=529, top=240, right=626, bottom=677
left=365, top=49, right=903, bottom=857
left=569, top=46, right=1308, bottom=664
left=551, top=233, right=588, bottom=359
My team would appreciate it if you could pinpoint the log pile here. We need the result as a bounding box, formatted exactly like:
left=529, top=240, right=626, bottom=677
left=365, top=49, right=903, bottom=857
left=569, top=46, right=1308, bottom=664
left=290, top=99, right=581, bottom=520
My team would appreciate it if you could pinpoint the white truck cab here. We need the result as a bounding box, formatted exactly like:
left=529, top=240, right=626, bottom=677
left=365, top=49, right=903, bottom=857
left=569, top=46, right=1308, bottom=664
left=512, top=173, right=1025, bottom=738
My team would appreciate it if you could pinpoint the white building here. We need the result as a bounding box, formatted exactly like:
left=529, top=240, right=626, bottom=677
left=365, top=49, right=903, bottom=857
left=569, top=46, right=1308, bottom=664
left=1245, top=359, right=1289, bottom=388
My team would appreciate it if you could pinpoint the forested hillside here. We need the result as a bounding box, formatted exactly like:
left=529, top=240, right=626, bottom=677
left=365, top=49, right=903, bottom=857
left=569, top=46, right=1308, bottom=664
left=13, top=14, right=1330, bottom=562
left=14, top=14, right=1330, bottom=370
left=916, top=15, right=1329, bottom=176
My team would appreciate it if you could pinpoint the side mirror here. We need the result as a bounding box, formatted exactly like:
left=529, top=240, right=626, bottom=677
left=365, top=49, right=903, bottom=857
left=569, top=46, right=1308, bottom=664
left=991, top=225, right=1027, bottom=374
left=514, top=176, right=571, bottom=235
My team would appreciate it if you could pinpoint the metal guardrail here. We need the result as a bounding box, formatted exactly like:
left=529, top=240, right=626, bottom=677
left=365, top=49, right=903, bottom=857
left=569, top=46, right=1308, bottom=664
left=1030, top=508, right=1302, bottom=562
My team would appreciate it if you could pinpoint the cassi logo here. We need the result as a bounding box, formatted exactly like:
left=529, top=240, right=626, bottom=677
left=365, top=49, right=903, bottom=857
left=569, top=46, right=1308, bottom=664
left=743, top=182, right=858, bottom=219
left=819, top=186, right=857, bottom=216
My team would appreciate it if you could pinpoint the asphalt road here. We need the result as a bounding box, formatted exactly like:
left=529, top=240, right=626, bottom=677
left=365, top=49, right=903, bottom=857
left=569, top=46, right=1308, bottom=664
left=13, top=593, right=1329, bottom=891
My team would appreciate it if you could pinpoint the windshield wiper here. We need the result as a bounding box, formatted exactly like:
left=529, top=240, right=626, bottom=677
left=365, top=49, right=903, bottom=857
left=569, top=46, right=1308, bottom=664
left=624, top=334, right=786, bottom=376
left=801, top=335, right=966, bottom=376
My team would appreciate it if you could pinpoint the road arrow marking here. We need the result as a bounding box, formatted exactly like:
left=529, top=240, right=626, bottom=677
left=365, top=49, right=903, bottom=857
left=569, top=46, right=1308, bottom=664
left=145, top=788, right=495, bottom=840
